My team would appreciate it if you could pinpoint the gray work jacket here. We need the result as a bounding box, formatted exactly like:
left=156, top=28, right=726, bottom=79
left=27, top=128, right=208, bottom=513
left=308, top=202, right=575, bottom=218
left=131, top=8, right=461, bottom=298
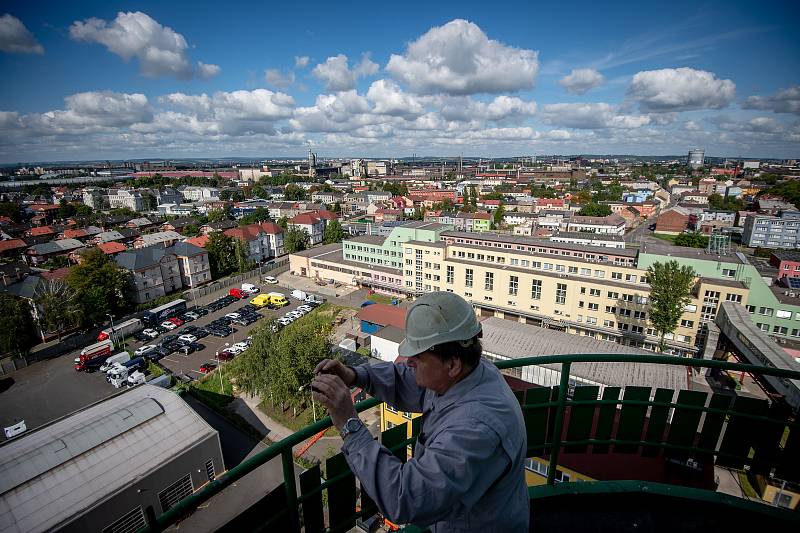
left=342, top=357, right=529, bottom=532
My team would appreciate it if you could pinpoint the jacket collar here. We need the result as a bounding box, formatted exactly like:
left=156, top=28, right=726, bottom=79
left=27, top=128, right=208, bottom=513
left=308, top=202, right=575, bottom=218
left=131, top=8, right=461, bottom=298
left=433, top=358, right=488, bottom=411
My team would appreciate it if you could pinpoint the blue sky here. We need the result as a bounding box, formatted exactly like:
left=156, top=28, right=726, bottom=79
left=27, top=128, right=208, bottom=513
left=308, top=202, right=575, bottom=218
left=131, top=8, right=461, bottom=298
left=1, top=0, right=798, bottom=162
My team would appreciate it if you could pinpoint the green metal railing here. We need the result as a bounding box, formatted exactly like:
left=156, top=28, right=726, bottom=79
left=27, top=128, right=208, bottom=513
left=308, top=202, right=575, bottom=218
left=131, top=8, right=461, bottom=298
left=140, top=354, right=800, bottom=533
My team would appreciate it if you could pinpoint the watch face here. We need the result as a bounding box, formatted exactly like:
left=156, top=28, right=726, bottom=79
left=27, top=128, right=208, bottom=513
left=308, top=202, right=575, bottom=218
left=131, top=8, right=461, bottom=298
left=346, top=418, right=362, bottom=432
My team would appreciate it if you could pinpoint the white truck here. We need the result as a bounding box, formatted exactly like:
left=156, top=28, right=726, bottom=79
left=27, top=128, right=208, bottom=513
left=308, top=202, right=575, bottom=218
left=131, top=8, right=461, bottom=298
left=99, top=352, right=130, bottom=373
left=97, top=318, right=143, bottom=342
left=108, top=357, right=146, bottom=388
left=241, top=283, right=259, bottom=294
left=126, top=370, right=146, bottom=387
left=291, top=289, right=308, bottom=301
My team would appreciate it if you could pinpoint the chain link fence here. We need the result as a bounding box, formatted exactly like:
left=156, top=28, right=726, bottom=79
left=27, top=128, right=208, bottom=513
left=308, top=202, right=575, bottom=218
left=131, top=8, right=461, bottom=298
left=182, top=258, right=289, bottom=307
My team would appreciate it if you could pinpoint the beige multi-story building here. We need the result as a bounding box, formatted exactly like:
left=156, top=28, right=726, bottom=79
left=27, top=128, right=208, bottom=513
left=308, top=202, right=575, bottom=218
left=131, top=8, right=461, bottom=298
left=400, top=238, right=747, bottom=355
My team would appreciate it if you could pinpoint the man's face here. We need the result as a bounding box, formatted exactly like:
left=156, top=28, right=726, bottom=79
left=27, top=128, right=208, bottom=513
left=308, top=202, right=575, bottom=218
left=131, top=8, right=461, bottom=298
left=407, top=351, right=452, bottom=394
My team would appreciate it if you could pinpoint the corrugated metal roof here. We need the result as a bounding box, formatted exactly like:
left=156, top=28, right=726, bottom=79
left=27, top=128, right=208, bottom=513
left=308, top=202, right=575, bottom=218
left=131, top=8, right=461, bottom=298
left=480, top=317, right=686, bottom=390
left=0, top=386, right=218, bottom=533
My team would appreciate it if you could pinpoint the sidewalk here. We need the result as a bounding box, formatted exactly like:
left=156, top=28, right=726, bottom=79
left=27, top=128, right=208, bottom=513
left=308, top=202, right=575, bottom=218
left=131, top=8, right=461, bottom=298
left=229, top=392, right=382, bottom=463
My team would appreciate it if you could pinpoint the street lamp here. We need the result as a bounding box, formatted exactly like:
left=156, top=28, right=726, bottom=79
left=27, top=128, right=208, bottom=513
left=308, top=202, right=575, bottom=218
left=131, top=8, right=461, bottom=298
left=106, top=313, right=122, bottom=351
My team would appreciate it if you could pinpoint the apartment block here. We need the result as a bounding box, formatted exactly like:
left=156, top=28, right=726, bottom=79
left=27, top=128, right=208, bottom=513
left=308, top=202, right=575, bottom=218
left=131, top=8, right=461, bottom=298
left=742, top=211, right=800, bottom=248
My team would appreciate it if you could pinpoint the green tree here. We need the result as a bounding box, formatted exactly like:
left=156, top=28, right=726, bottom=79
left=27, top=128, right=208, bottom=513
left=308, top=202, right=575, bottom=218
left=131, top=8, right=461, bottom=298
left=142, top=193, right=158, bottom=212
left=577, top=203, right=612, bottom=217
left=331, top=202, right=342, bottom=214
left=0, top=201, right=22, bottom=222
left=207, top=206, right=232, bottom=223
left=33, top=279, right=82, bottom=342
left=492, top=202, right=506, bottom=228
left=74, top=204, right=93, bottom=217
left=238, top=207, right=270, bottom=226
left=323, top=219, right=346, bottom=244
left=412, top=205, right=425, bottom=220
left=284, top=183, right=307, bottom=201
left=0, top=293, right=36, bottom=355
left=205, top=232, right=237, bottom=279
left=57, top=198, right=76, bottom=219
left=183, top=223, right=200, bottom=237
left=673, top=232, right=709, bottom=248
left=284, top=227, right=310, bottom=253
left=66, top=248, right=130, bottom=326
left=251, top=184, right=269, bottom=199
left=277, top=216, right=289, bottom=229
left=646, top=261, right=696, bottom=352
left=469, top=186, right=479, bottom=209
left=234, top=237, right=253, bottom=273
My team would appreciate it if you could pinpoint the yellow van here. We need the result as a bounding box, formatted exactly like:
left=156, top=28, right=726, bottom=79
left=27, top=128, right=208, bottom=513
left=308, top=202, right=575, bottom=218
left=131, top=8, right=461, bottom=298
left=268, top=292, right=288, bottom=307
left=250, top=294, right=271, bottom=308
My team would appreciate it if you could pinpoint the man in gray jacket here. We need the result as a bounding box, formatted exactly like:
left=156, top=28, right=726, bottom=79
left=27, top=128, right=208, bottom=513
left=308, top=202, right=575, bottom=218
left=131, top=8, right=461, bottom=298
left=312, top=291, right=529, bottom=532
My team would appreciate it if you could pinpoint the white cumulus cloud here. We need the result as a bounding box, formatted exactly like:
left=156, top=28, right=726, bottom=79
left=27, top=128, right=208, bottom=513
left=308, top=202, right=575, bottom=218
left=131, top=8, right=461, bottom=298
left=265, top=69, right=296, bottom=89
left=0, top=14, right=43, bottom=54
left=312, top=54, right=379, bottom=91
left=559, top=68, right=604, bottom=95
left=295, top=55, right=310, bottom=68
left=743, top=85, right=800, bottom=115
left=197, top=62, right=220, bottom=79
left=366, top=80, right=425, bottom=118
left=19, top=91, right=153, bottom=134
left=539, top=103, right=651, bottom=129
left=386, top=19, right=538, bottom=95
left=627, top=67, right=735, bottom=112
left=69, top=11, right=215, bottom=80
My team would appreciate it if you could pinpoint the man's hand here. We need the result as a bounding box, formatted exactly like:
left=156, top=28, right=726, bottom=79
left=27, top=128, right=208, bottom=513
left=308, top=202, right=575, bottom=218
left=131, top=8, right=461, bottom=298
left=314, top=359, right=356, bottom=387
left=312, top=374, right=358, bottom=431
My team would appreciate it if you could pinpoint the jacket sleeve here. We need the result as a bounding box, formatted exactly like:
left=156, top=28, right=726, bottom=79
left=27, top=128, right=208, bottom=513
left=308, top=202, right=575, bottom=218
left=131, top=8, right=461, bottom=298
left=342, top=418, right=510, bottom=526
left=352, top=362, right=426, bottom=413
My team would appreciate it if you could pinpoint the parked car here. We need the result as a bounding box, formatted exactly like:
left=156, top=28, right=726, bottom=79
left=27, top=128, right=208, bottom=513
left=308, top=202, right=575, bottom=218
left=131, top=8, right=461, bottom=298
left=229, top=288, right=245, bottom=299
left=168, top=317, right=184, bottom=326
left=160, top=321, right=177, bottom=330
left=147, top=347, right=169, bottom=361
left=240, top=304, right=257, bottom=312
left=277, top=317, right=292, bottom=326
left=178, top=313, right=195, bottom=323
left=215, top=351, right=235, bottom=362
left=184, top=311, right=200, bottom=320
left=194, top=308, right=209, bottom=317
left=163, top=340, right=184, bottom=354
left=231, top=342, right=249, bottom=352
left=199, top=363, right=217, bottom=374
left=181, top=325, right=199, bottom=334
left=242, top=283, right=259, bottom=294
left=194, top=327, right=210, bottom=339
left=263, top=276, right=278, bottom=284
left=297, top=305, right=312, bottom=312
left=160, top=334, right=178, bottom=346
left=141, top=328, right=159, bottom=339
left=225, top=312, right=241, bottom=320
left=209, top=327, right=232, bottom=338
left=178, top=334, right=198, bottom=343
left=178, top=344, right=198, bottom=355
left=134, top=345, right=158, bottom=357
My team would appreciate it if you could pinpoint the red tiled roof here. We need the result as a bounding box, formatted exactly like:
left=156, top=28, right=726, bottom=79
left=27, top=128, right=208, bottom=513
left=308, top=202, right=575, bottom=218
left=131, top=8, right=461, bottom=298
left=30, top=204, right=60, bottom=212
left=225, top=226, right=258, bottom=242
left=41, top=267, right=71, bottom=280
left=260, top=222, right=283, bottom=234
left=185, top=235, right=210, bottom=248
left=97, top=242, right=127, bottom=254
left=313, top=210, right=338, bottom=220
left=62, top=229, right=87, bottom=239
left=356, top=303, right=407, bottom=330
left=29, top=226, right=54, bottom=236
left=291, top=213, right=321, bottom=225
left=0, top=239, right=27, bottom=252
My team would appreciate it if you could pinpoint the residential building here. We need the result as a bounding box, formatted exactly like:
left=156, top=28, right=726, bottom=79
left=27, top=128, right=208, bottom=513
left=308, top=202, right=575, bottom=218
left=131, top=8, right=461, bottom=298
left=655, top=207, right=690, bottom=235
left=155, top=187, right=182, bottom=205
left=289, top=212, right=325, bottom=245
left=180, top=186, right=220, bottom=202
left=81, top=187, right=106, bottom=210
left=311, top=191, right=344, bottom=205
left=161, top=217, right=199, bottom=234
left=108, top=189, right=146, bottom=212
left=0, top=239, right=27, bottom=258
left=549, top=232, right=625, bottom=249
left=26, top=238, right=84, bottom=265
left=757, top=198, right=797, bottom=215
left=566, top=214, right=626, bottom=235
left=133, top=231, right=183, bottom=249
left=769, top=251, right=800, bottom=279
left=224, top=221, right=285, bottom=262
left=115, top=241, right=210, bottom=303
left=742, top=211, right=800, bottom=248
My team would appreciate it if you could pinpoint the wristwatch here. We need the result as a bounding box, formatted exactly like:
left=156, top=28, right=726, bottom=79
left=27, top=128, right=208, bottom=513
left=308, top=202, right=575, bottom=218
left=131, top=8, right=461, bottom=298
left=340, top=417, right=364, bottom=439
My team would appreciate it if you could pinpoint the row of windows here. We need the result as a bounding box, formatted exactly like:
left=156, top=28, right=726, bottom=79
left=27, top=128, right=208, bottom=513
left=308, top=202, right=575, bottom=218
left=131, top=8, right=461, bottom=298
left=450, top=237, right=634, bottom=265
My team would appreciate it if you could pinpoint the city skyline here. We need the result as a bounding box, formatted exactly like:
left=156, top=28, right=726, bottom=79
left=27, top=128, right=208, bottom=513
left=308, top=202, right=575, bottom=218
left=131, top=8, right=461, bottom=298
left=1, top=0, right=799, bottom=163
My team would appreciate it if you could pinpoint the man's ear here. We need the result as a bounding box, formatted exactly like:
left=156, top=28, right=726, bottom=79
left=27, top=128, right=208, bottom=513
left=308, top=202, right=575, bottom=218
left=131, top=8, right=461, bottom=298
left=448, top=357, right=462, bottom=378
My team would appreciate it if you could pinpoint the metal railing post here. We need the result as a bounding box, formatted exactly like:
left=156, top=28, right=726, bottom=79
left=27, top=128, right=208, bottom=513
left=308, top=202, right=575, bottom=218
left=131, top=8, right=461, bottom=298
left=282, top=449, right=300, bottom=531
left=547, top=362, right=571, bottom=485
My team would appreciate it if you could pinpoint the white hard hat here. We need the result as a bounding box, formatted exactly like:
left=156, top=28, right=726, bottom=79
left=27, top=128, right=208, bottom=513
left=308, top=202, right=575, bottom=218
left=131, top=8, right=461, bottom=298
left=398, top=292, right=481, bottom=357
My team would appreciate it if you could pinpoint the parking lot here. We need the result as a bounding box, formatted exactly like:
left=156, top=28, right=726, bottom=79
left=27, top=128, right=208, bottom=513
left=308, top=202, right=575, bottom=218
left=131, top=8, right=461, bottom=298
left=128, top=283, right=322, bottom=379
left=0, top=280, right=323, bottom=440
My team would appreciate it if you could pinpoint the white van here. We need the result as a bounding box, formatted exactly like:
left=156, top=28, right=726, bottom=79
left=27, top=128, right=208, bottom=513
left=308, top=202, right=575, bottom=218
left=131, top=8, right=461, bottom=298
left=100, top=352, right=130, bottom=373
left=3, top=420, right=26, bottom=439
left=291, top=289, right=308, bottom=301
left=242, top=283, right=259, bottom=294
left=126, top=370, right=146, bottom=387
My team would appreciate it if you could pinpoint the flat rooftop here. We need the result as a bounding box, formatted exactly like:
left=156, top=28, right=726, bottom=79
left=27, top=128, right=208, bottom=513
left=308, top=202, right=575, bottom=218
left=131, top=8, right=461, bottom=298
left=480, top=317, right=687, bottom=390
left=0, top=385, right=219, bottom=533
left=638, top=241, right=745, bottom=264
left=441, top=230, right=637, bottom=258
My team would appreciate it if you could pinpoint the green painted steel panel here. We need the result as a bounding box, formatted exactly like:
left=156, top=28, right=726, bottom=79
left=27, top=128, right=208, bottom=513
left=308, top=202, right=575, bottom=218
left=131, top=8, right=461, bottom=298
left=666, top=390, right=707, bottom=447
left=615, top=386, right=651, bottom=454
left=299, top=465, right=324, bottom=533
left=382, top=422, right=410, bottom=462
left=524, top=387, right=553, bottom=456
left=750, top=403, right=791, bottom=475
left=643, top=388, right=674, bottom=457
left=697, top=394, right=732, bottom=461
left=326, top=453, right=356, bottom=531
left=776, top=422, right=799, bottom=481
left=217, top=482, right=290, bottom=532
left=564, top=386, right=600, bottom=454
left=593, top=387, right=621, bottom=454
left=718, top=396, right=769, bottom=469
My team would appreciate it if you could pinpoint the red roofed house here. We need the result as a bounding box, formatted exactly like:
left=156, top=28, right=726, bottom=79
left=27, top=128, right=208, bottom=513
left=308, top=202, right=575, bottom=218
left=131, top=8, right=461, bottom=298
left=184, top=235, right=210, bottom=248
left=60, top=228, right=88, bottom=241
left=289, top=212, right=325, bottom=245
left=224, top=221, right=285, bottom=262
left=27, top=226, right=55, bottom=238
left=311, top=209, right=338, bottom=222
left=97, top=242, right=127, bottom=256
left=356, top=303, right=407, bottom=334
left=41, top=267, right=71, bottom=280
left=534, top=198, right=566, bottom=212
left=0, top=239, right=28, bottom=258
left=478, top=199, right=502, bottom=210
left=374, top=208, right=403, bottom=223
